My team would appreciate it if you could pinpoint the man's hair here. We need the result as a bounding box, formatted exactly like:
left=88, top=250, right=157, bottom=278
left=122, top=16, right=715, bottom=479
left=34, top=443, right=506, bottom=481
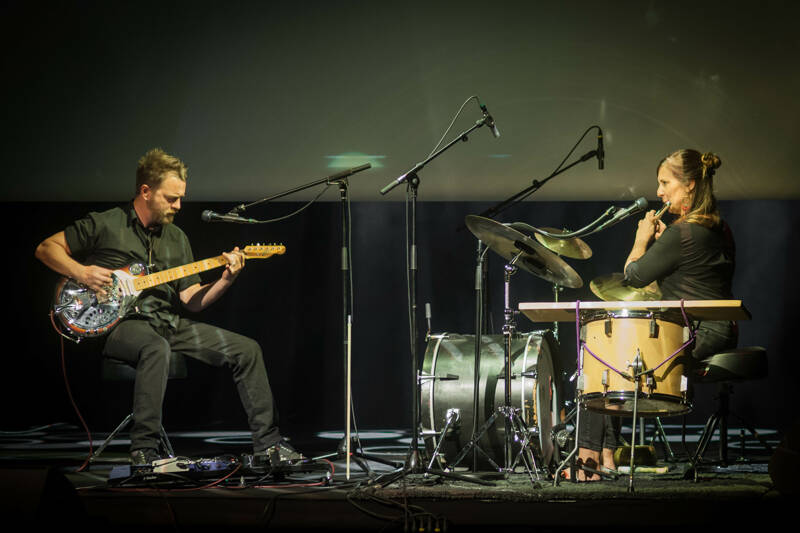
left=135, top=148, right=188, bottom=195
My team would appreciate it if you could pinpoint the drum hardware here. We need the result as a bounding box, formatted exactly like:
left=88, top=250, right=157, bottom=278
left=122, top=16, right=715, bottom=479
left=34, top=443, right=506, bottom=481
left=580, top=311, right=696, bottom=417
left=532, top=227, right=593, bottom=260
left=627, top=367, right=642, bottom=492
left=419, top=373, right=459, bottom=382
left=551, top=283, right=564, bottom=341
left=444, top=254, right=543, bottom=482
left=464, top=216, right=583, bottom=289
left=651, top=417, right=677, bottom=462
left=497, top=369, right=538, bottom=380
left=421, top=330, right=562, bottom=478
left=426, top=409, right=461, bottom=472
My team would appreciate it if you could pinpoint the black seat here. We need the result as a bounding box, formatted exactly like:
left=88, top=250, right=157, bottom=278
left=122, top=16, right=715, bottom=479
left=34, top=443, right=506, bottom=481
left=694, top=347, right=768, bottom=383
left=685, top=346, right=770, bottom=479
left=90, top=352, right=187, bottom=463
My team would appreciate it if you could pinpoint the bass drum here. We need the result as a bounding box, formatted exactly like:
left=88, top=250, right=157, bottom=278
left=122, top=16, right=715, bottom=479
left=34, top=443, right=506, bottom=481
left=421, top=331, right=563, bottom=470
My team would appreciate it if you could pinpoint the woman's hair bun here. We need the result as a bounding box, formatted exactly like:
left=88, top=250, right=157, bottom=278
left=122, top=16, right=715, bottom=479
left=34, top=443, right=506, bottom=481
left=700, top=152, right=721, bottom=171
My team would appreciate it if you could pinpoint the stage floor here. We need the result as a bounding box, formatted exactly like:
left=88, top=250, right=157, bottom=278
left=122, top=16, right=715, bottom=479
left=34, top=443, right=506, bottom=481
left=0, top=422, right=790, bottom=531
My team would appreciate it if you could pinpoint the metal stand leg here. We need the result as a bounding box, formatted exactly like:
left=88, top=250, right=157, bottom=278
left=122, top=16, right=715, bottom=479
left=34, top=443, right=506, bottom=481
left=628, top=385, right=639, bottom=492
left=446, top=256, right=542, bottom=485
left=653, top=417, right=676, bottom=462
left=90, top=413, right=134, bottom=462
left=626, top=351, right=644, bottom=493
left=552, top=402, right=579, bottom=486
left=90, top=413, right=174, bottom=463
left=427, top=409, right=460, bottom=472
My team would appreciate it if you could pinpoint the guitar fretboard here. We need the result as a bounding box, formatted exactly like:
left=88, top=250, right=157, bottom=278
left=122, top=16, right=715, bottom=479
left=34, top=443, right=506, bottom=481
left=132, top=255, right=230, bottom=291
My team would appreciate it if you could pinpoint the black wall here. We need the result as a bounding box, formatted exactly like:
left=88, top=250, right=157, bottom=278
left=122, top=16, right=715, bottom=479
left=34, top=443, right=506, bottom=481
left=5, top=199, right=798, bottom=439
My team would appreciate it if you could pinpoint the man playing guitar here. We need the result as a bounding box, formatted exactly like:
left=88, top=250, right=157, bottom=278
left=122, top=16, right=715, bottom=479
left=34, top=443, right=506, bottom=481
left=35, top=148, right=303, bottom=467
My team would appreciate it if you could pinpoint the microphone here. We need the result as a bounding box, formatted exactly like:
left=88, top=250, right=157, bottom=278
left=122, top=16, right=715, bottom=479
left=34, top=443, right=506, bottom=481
left=478, top=99, right=500, bottom=139
left=594, top=197, right=649, bottom=232
left=201, top=210, right=258, bottom=224
left=597, top=129, right=605, bottom=170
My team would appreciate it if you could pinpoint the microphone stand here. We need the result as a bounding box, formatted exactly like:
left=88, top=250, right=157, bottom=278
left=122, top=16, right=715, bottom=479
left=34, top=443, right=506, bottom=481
left=228, top=163, right=372, bottom=214
left=230, top=164, right=398, bottom=477
left=378, top=117, right=496, bottom=488
left=458, top=148, right=600, bottom=231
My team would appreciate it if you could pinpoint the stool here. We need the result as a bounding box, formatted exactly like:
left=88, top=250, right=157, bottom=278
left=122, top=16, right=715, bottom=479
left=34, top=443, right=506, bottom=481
left=684, top=346, right=770, bottom=479
left=90, top=352, right=187, bottom=463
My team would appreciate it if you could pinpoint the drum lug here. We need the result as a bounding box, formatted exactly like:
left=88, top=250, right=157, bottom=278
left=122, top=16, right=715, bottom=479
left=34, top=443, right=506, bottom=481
left=649, top=317, right=659, bottom=338
left=601, top=369, right=609, bottom=394
left=646, top=374, right=655, bottom=394
left=604, top=318, right=612, bottom=337
left=419, top=372, right=459, bottom=383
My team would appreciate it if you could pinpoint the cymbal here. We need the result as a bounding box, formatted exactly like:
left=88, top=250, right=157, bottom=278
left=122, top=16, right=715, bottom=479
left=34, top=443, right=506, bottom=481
left=465, top=215, right=583, bottom=288
left=533, top=227, right=593, bottom=260
left=590, top=273, right=662, bottom=302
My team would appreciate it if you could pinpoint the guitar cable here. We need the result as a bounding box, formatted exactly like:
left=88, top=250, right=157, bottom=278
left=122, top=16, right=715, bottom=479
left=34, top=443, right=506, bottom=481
left=50, top=310, right=94, bottom=472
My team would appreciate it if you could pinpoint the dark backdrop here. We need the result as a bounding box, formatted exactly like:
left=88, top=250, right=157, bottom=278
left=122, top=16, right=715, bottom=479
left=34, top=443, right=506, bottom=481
left=5, top=199, right=798, bottom=440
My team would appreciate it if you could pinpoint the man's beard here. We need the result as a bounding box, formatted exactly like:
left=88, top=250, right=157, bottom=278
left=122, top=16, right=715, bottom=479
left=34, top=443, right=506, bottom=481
left=149, top=202, right=177, bottom=226
left=159, top=210, right=177, bottom=225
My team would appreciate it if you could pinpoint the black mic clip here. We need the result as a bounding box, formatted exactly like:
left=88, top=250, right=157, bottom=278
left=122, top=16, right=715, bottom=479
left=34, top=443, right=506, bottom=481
left=478, top=98, right=500, bottom=139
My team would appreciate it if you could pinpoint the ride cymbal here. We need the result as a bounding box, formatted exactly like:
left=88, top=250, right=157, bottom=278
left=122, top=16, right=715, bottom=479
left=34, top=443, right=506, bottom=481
left=589, top=273, right=662, bottom=302
left=533, top=227, right=592, bottom=260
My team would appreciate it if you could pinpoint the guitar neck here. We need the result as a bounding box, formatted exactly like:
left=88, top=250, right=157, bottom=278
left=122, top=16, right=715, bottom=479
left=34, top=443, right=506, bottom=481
left=132, top=255, right=230, bottom=292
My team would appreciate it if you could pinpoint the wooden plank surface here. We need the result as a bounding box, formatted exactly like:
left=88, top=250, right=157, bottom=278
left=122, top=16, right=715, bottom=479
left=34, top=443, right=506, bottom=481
left=518, top=300, right=751, bottom=322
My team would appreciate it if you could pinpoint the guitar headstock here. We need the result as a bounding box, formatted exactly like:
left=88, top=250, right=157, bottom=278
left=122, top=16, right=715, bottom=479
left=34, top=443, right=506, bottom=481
left=243, top=244, right=286, bottom=258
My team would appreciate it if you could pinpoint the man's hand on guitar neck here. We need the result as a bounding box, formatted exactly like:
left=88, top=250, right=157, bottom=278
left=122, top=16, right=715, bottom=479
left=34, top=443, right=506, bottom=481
left=221, top=247, right=246, bottom=281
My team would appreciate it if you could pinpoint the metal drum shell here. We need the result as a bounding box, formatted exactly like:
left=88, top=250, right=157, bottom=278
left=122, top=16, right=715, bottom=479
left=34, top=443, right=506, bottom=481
left=580, top=311, right=692, bottom=417
left=420, top=331, right=562, bottom=470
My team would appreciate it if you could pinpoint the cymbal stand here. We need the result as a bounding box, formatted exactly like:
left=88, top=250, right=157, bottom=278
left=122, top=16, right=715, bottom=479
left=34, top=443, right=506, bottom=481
left=448, top=252, right=541, bottom=483
left=551, top=283, right=563, bottom=342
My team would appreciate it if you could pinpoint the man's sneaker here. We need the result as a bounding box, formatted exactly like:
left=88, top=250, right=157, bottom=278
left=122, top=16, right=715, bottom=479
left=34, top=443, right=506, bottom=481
left=130, top=448, right=161, bottom=466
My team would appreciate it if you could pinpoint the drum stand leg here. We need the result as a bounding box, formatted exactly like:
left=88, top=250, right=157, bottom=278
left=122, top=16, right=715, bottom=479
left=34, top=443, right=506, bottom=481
left=445, top=258, right=542, bottom=485
left=651, top=417, right=676, bottom=462
left=552, top=400, right=580, bottom=486
left=626, top=354, right=645, bottom=493
left=426, top=408, right=460, bottom=472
